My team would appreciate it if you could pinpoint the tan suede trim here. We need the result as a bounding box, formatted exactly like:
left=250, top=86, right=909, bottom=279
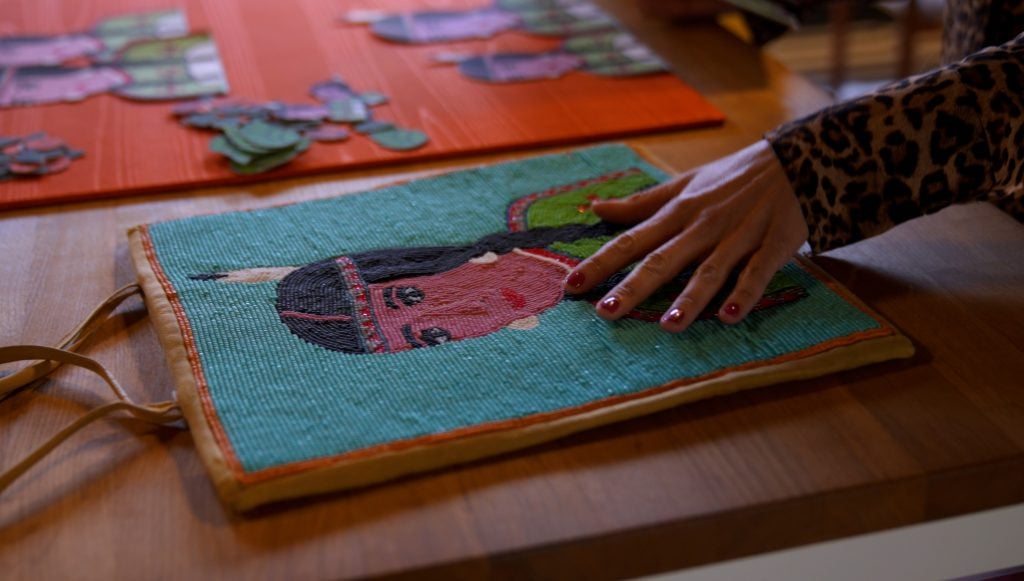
left=128, top=225, right=243, bottom=507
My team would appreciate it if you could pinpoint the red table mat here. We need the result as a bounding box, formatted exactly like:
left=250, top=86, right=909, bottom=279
left=0, top=0, right=724, bottom=210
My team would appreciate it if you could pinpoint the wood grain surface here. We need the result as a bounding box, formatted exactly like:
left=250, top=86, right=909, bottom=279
left=3, top=4, right=1023, bottom=580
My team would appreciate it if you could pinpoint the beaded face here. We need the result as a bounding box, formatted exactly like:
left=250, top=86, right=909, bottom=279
left=361, top=251, right=567, bottom=353
left=274, top=237, right=580, bottom=355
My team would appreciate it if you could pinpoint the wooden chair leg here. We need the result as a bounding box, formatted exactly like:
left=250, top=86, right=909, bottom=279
left=897, top=0, right=919, bottom=77
left=829, top=0, right=852, bottom=91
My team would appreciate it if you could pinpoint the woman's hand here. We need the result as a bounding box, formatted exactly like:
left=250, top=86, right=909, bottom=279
left=563, top=140, right=808, bottom=332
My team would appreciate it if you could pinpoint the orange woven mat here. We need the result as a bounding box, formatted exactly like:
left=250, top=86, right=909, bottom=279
left=0, top=0, right=723, bottom=210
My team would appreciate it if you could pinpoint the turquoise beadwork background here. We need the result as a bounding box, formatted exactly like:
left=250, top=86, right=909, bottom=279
left=146, top=145, right=881, bottom=473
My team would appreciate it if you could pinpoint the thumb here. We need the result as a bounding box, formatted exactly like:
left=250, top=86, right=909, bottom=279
left=591, top=172, right=692, bottom=225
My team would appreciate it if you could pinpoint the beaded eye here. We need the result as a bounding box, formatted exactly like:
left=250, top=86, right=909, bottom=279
left=419, top=327, right=452, bottom=346
left=396, top=286, right=424, bottom=306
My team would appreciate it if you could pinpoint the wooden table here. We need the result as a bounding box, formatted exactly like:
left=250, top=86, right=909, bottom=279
left=3, top=6, right=1023, bottom=580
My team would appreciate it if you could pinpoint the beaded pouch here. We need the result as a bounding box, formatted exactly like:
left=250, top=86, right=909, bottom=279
left=2, top=144, right=914, bottom=510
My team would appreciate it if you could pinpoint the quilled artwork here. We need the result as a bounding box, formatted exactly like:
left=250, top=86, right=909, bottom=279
left=348, top=1, right=668, bottom=83
left=434, top=31, right=667, bottom=83
left=0, top=133, right=84, bottom=180
left=0, top=10, right=227, bottom=107
left=347, top=0, right=621, bottom=44
left=128, top=144, right=913, bottom=510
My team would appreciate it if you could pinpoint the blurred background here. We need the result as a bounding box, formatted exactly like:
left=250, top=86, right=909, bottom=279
left=639, top=0, right=946, bottom=100
left=764, top=0, right=944, bottom=99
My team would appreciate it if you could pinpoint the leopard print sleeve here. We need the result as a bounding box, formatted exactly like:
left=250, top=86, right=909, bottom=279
left=766, top=32, right=1024, bottom=253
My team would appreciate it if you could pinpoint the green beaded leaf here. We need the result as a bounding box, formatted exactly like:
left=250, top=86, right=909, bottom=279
left=355, top=120, right=396, bottom=135
left=237, top=120, right=303, bottom=150
left=327, top=99, right=369, bottom=123
left=358, top=91, right=389, bottom=106
left=229, top=139, right=310, bottom=175
left=370, top=128, right=428, bottom=151
left=223, top=124, right=274, bottom=155
left=210, top=135, right=254, bottom=165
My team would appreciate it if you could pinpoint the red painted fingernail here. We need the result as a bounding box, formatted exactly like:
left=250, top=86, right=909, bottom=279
left=663, top=308, right=684, bottom=324
left=600, top=296, right=621, bottom=313
left=567, top=271, right=585, bottom=289
left=724, top=303, right=741, bottom=316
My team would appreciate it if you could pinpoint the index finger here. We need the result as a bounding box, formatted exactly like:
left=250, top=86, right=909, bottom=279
left=564, top=197, right=692, bottom=295
left=590, top=171, right=693, bottom=225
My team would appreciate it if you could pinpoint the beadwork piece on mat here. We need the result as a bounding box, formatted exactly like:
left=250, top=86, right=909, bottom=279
left=0, top=10, right=227, bottom=107
left=0, top=0, right=723, bottom=210
left=129, top=144, right=913, bottom=510
left=346, top=0, right=669, bottom=83
left=173, top=77, right=429, bottom=175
